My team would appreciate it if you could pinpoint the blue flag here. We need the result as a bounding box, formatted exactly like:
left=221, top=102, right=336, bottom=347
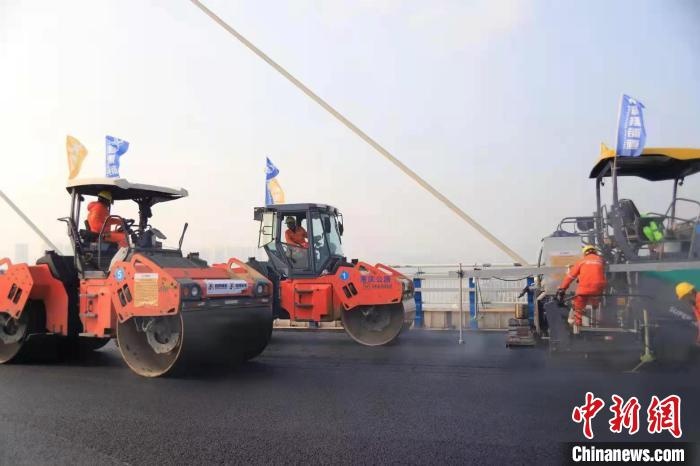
left=266, top=157, right=279, bottom=181
left=265, top=157, right=285, bottom=205
left=616, top=95, right=646, bottom=157
left=105, top=135, right=129, bottom=178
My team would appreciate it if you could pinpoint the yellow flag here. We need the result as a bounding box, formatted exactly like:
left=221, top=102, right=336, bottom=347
left=600, top=142, right=616, bottom=158
left=66, top=135, right=88, bottom=179
left=267, top=178, right=285, bottom=204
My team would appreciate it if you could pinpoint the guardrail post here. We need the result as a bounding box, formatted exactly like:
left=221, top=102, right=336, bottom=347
left=526, top=276, right=535, bottom=324
left=413, top=276, right=423, bottom=328
left=468, top=276, right=478, bottom=329
left=458, top=264, right=464, bottom=344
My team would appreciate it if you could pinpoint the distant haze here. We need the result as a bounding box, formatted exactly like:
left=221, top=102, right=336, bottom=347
left=1, top=1, right=699, bottom=265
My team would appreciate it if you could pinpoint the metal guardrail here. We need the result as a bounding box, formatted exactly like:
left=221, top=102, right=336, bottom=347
left=392, top=263, right=532, bottom=343
left=393, top=260, right=700, bottom=343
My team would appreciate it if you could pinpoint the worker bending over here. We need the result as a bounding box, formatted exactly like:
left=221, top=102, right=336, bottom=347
left=556, top=245, right=607, bottom=334
left=284, top=216, right=308, bottom=249
left=675, top=282, right=700, bottom=346
left=87, top=191, right=128, bottom=248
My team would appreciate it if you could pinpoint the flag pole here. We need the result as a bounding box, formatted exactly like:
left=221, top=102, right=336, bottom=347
left=612, top=94, right=624, bottom=205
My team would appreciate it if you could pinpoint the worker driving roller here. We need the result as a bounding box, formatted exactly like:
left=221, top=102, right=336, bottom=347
left=675, top=282, right=700, bottom=346
left=284, top=216, right=308, bottom=248
left=283, top=215, right=309, bottom=269
left=556, top=245, right=607, bottom=334
left=86, top=190, right=128, bottom=248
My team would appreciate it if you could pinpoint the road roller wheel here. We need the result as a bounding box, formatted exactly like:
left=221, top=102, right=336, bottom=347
left=341, top=304, right=405, bottom=346
left=0, top=312, right=28, bottom=363
left=117, top=314, right=183, bottom=377
left=242, top=321, right=273, bottom=361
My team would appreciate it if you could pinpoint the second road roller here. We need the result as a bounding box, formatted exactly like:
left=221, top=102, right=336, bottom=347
left=247, top=203, right=415, bottom=346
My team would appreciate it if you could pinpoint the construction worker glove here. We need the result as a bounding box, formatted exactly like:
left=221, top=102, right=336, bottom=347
left=555, top=288, right=566, bottom=305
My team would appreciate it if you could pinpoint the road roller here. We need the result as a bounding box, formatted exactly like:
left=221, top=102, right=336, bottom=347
left=247, top=203, right=415, bottom=346
left=0, top=177, right=273, bottom=377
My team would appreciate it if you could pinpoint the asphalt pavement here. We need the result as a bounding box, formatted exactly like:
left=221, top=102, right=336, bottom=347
left=0, top=330, right=698, bottom=465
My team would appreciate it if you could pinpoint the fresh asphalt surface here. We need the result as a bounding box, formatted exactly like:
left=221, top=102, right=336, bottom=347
left=0, top=330, right=698, bottom=465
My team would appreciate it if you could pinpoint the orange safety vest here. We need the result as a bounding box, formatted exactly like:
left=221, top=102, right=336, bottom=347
left=560, top=253, right=607, bottom=295
left=87, top=201, right=116, bottom=233
left=285, top=226, right=308, bottom=248
left=87, top=201, right=127, bottom=247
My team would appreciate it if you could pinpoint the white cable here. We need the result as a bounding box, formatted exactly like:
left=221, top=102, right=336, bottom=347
left=0, top=190, right=61, bottom=254
left=188, top=0, right=528, bottom=265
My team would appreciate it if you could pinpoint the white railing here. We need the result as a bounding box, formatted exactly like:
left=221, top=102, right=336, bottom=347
left=392, top=263, right=530, bottom=311
left=391, top=263, right=534, bottom=342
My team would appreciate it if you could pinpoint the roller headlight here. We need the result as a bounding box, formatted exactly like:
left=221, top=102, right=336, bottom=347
left=180, top=282, right=202, bottom=301
left=254, top=282, right=269, bottom=296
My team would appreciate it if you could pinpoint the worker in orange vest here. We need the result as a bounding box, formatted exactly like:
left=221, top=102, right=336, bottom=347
left=284, top=216, right=308, bottom=249
left=556, top=245, right=607, bottom=333
left=86, top=191, right=128, bottom=248
left=675, top=282, right=700, bottom=346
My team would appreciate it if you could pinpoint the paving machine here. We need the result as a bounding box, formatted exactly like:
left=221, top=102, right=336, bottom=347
left=0, top=178, right=273, bottom=377
left=247, top=203, right=415, bottom=346
left=531, top=148, right=700, bottom=361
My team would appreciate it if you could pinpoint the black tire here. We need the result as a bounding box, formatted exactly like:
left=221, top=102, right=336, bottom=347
left=242, top=320, right=273, bottom=361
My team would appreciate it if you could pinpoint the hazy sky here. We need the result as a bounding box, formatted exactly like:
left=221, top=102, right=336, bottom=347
left=1, top=0, right=699, bottom=265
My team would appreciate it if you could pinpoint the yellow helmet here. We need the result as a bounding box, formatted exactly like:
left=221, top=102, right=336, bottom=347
left=582, top=245, right=597, bottom=255
left=675, top=282, right=695, bottom=300
left=97, top=190, right=113, bottom=203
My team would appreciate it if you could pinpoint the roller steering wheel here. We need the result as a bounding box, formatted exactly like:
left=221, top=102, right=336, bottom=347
left=114, top=217, right=135, bottom=233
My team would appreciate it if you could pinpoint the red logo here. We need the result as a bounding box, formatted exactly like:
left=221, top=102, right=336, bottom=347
left=647, top=395, right=682, bottom=438
left=609, top=395, right=641, bottom=435
left=572, top=393, right=682, bottom=439
left=572, top=392, right=606, bottom=439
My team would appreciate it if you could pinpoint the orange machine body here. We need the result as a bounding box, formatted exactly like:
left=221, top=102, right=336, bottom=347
left=0, top=253, right=272, bottom=339
left=0, top=258, right=69, bottom=334
left=279, top=262, right=414, bottom=322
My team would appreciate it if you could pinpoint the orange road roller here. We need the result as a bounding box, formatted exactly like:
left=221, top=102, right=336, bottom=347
left=247, top=203, right=415, bottom=346
left=0, top=178, right=273, bottom=377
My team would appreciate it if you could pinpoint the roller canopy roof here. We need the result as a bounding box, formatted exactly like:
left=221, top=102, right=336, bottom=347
left=589, top=148, right=700, bottom=181
left=253, top=203, right=340, bottom=221
left=66, top=177, right=188, bottom=203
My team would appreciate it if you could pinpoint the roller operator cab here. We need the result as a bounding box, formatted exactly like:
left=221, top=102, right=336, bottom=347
left=248, top=203, right=415, bottom=346
left=534, top=148, right=700, bottom=361
left=0, top=178, right=273, bottom=377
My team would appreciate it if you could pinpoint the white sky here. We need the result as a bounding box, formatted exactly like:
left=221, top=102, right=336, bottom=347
left=1, top=1, right=699, bottom=265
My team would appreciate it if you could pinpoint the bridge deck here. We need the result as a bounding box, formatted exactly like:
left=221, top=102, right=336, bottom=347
left=0, top=330, right=697, bottom=464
